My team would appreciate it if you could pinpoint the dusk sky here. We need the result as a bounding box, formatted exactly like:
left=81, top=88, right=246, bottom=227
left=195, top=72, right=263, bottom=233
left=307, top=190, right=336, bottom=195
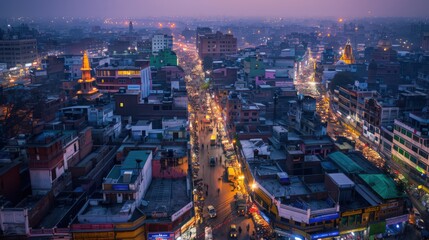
left=1, top=0, right=429, bottom=18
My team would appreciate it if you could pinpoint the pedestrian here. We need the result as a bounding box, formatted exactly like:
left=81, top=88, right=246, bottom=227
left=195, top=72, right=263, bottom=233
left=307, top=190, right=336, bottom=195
left=217, top=188, right=220, bottom=196
left=246, top=223, right=250, bottom=232
left=238, top=226, right=242, bottom=234
left=206, top=190, right=208, bottom=196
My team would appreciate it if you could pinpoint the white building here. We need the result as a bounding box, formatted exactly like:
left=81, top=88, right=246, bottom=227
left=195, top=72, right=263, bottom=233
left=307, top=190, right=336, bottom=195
left=140, top=66, right=151, bottom=99
left=152, top=34, right=173, bottom=53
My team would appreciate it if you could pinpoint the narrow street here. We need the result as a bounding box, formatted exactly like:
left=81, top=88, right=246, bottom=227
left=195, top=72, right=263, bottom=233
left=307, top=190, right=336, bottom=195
left=177, top=41, right=256, bottom=239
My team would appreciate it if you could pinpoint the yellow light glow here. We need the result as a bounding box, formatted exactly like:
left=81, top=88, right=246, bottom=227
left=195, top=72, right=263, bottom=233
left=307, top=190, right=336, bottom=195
left=120, top=102, right=124, bottom=108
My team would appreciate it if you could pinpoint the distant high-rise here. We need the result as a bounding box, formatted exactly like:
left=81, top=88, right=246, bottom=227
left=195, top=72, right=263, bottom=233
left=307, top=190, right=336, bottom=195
left=422, top=32, right=429, bottom=52
left=197, top=31, right=237, bottom=59
left=196, top=27, right=212, bottom=51
left=77, top=51, right=101, bottom=101
left=340, top=39, right=355, bottom=64
left=152, top=34, right=173, bottom=53
left=0, top=38, right=37, bottom=68
left=129, top=21, right=134, bottom=33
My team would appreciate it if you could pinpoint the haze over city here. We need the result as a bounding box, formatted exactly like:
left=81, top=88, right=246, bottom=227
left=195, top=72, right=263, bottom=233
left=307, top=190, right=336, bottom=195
left=2, top=0, right=429, bottom=239
left=1, top=0, right=429, bottom=18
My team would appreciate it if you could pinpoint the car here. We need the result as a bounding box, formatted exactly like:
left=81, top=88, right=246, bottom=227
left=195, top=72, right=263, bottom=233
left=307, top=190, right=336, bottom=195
left=210, top=157, right=216, bottom=167
left=417, top=219, right=426, bottom=230
left=207, top=205, right=217, bottom=218
left=229, top=224, right=238, bottom=238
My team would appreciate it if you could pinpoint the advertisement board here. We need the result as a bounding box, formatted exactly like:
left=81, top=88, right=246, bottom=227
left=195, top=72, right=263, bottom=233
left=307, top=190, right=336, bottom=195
left=147, top=232, right=174, bottom=240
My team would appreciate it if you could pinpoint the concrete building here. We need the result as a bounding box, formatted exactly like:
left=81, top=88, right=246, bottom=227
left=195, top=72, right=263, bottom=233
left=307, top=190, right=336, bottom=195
left=96, top=66, right=142, bottom=93
left=151, top=34, right=173, bottom=53
left=197, top=31, right=237, bottom=59
left=149, top=49, right=178, bottom=69
left=0, top=39, right=37, bottom=68
left=196, top=27, right=212, bottom=51
left=27, top=131, right=78, bottom=195
left=392, top=112, right=429, bottom=180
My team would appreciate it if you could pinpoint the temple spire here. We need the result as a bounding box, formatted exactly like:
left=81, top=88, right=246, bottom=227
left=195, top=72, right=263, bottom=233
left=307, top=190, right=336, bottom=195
left=81, top=51, right=92, bottom=81
left=340, top=39, right=355, bottom=64
left=77, top=50, right=101, bottom=101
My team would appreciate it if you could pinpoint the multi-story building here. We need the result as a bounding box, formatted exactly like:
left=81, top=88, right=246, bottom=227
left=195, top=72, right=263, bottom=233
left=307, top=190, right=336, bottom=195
left=151, top=34, right=173, bottom=53
left=149, top=49, right=178, bottom=69
left=95, top=63, right=151, bottom=97
left=196, top=27, right=212, bottom=51
left=0, top=39, right=37, bottom=68
left=197, top=31, right=237, bottom=59
left=96, top=66, right=141, bottom=93
left=26, top=131, right=78, bottom=195
left=241, top=147, right=408, bottom=240
left=392, top=112, right=429, bottom=180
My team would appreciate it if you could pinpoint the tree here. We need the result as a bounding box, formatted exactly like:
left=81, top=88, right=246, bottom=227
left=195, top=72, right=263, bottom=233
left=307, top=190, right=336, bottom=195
left=329, top=71, right=355, bottom=92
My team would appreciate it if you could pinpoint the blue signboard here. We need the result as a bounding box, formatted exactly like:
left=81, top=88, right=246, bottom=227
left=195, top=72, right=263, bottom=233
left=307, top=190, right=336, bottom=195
left=148, top=232, right=174, bottom=240
left=112, top=184, right=129, bottom=191
left=309, top=213, right=339, bottom=224
left=311, top=230, right=339, bottom=240
left=260, top=211, right=270, bottom=224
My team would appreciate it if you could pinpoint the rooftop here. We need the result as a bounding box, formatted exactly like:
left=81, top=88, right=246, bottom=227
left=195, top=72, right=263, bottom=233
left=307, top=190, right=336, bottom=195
left=106, top=151, right=151, bottom=181
left=140, top=178, right=189, bottom=218
left=328, top=173, right=355, bottom=188
left=328, top=152, right=364, bottom=174
left=358, top=174, right=406, bottom=200
left=28, top=131, right=63, bottom=146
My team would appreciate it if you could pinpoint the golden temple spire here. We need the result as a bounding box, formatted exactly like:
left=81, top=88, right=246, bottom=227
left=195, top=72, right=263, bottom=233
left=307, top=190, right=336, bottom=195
left=340, top=39, right=355, bottom=64
left=81, top=51, right=92, bottom=81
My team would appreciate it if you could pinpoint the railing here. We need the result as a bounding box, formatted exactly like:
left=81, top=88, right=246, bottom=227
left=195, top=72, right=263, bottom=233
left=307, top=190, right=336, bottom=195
left=311, top=207, right=338, bottom=216
left=278, top=203, right=307, bottom=215
left=29, top=228, right=71, bottom=236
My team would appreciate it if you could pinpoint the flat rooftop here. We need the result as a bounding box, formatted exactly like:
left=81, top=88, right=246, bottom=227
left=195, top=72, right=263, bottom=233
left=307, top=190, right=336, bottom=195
left=38, top=192, right=84, bottom=228
left=140, top=177, right=189, bottom=217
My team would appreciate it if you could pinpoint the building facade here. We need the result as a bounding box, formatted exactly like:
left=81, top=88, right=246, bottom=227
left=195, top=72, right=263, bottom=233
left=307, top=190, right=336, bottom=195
left=197, top=31, right=237, bottom=59
left=152, top=34, right=173, bottom=53
left=0, top=39, right=37, bottom=68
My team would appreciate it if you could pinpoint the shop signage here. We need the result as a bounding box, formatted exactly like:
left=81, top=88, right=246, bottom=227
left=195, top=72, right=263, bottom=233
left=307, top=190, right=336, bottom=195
left=311, top=230, right=339, bottom=240
left=171, top=202, right=193, bottom=222
left=309, top=213, right=339, bottom=224
left=342, top=209, right=362, bottom=217
left=364, top=206, right=380, bottom=213
left=386, top=214, right=409, bottom=225
left=147, top=232, right=174, bottom=240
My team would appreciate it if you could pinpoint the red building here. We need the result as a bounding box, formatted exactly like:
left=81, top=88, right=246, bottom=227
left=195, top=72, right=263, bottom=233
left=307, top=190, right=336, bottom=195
left=197, top=31, right=237, bottom=59
left=0, top=153, right=22, bottom=203
left=27, top=131, right=65, bottom=195
left=95, top=66, right=143, bottom=93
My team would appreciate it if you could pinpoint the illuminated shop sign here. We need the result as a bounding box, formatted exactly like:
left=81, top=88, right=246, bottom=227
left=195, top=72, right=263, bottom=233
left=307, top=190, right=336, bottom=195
left=309, top=213, right=339, bottom=224
left=148, top=232, right=174, bottom=240
left=311, top=230, right=339, bottom=240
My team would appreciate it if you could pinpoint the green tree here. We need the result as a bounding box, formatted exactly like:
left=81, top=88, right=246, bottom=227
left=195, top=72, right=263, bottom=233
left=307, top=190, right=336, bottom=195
left=329, top=71, right=355, bottom=92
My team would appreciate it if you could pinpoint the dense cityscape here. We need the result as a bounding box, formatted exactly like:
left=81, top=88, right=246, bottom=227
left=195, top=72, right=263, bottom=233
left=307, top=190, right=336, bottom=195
left=0, top=1, right=429, bottom=240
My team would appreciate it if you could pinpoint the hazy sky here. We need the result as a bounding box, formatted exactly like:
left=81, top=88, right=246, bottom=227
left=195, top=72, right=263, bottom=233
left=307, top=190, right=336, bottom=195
left=1, top=0, right=429, bottom=19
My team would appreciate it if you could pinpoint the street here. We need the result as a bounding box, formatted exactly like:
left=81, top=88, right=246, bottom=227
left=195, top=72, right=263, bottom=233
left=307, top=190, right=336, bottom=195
left=177, top=40, right=257, bottom=239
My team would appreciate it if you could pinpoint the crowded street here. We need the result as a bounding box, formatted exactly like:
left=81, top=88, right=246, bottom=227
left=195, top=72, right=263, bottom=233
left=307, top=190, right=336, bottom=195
left=176, top=41, right=263, bottom=239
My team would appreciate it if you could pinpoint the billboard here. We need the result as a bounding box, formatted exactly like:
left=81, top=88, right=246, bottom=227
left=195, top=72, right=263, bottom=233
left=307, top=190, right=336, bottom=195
left=148, top=232, right=174, bottom=240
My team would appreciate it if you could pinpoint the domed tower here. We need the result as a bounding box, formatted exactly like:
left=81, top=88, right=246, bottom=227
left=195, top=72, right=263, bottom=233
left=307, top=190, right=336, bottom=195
left=340, top=39, right=355, bottom=64
left=77, top=51, right=102, bottom=101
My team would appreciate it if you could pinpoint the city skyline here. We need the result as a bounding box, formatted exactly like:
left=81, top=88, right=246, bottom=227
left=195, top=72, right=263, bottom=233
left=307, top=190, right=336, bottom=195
left=1, top=0, right=429, bottom=19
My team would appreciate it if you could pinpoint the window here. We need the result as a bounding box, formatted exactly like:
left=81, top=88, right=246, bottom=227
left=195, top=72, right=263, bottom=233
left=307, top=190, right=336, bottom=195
left=394, top=135, right=399, bottom=141
left=419, top=150, right=428, bottom=159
